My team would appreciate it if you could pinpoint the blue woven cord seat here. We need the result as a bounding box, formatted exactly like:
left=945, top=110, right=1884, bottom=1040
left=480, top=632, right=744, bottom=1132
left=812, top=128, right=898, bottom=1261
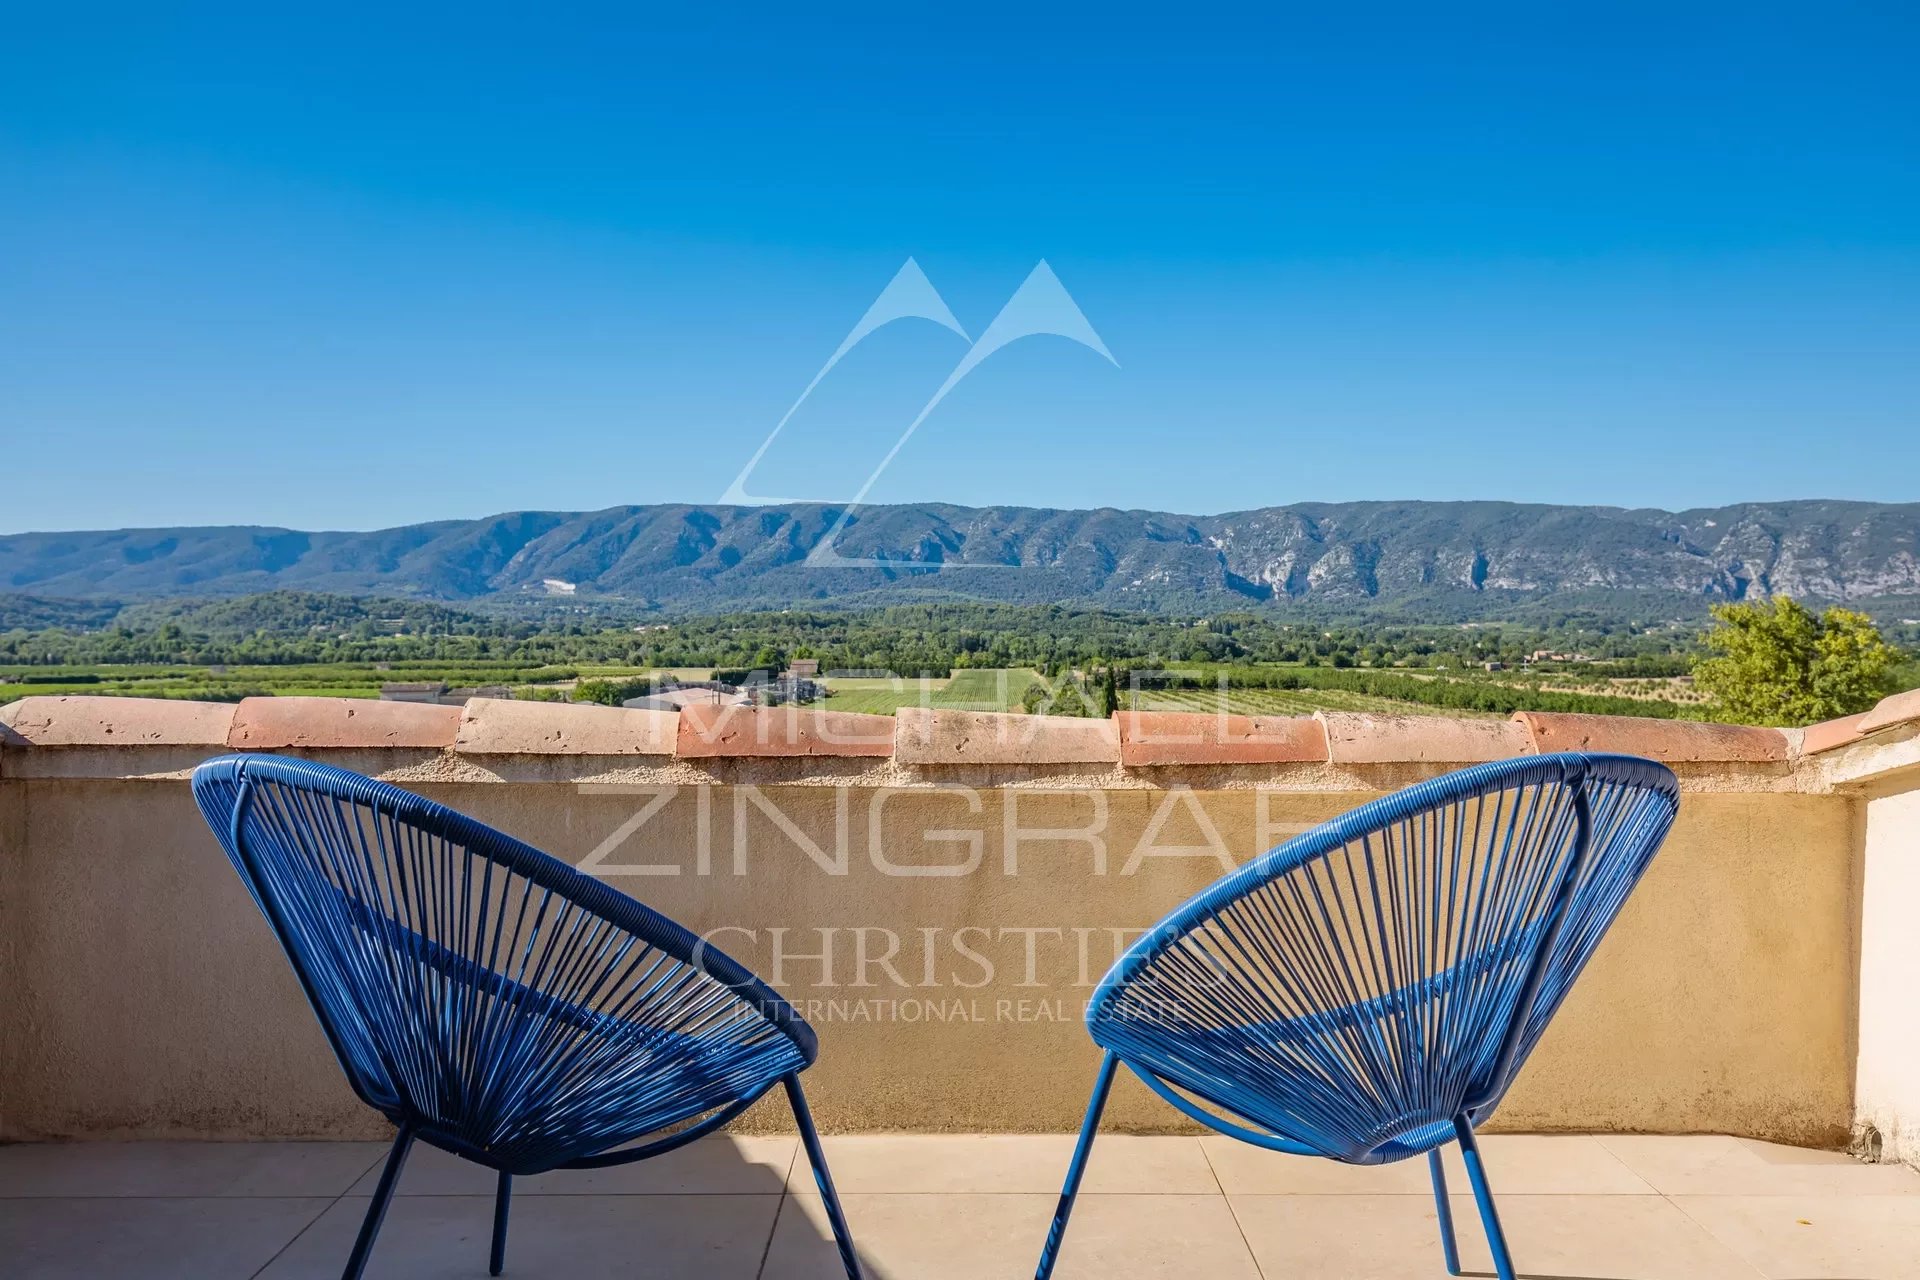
left=1035, top=752, right=1679, bottom=1280
left=194, top=753, right=861, bottom=1279
left=1095, top=911, right=1553, bottom=1163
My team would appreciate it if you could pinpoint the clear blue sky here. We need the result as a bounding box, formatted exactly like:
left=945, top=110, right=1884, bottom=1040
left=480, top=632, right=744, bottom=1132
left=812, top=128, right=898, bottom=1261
left=4, top=3, right=1916, bottom=532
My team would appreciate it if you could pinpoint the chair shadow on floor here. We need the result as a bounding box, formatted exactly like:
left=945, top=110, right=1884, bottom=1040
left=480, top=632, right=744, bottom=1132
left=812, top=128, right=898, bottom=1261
left=262, top=1130, right=888, bottom=1280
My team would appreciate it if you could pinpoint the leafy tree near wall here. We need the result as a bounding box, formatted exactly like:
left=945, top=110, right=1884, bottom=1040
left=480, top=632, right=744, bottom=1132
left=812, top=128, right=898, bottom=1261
left=572, top=674, right=670, bottom=706
left=1023, top=673, right=1098, bottom=717
left=1692, top=597, right=1901, bottom=726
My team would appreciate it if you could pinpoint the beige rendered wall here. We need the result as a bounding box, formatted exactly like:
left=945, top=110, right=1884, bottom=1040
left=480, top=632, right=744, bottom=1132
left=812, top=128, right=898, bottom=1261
left=0, top=772, right=1858, bottom=1146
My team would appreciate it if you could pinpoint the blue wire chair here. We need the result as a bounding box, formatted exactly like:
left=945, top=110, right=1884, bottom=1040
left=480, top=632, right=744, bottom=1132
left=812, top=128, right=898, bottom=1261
left=192, top=754, right=862, bottom=1280
left=1034, top=752, right=1679, bottom=1280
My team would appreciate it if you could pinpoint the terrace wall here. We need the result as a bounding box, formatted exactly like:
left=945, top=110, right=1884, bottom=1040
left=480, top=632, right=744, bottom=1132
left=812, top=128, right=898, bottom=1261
left=1812, top=691, right=1920, bottom=1166
left=2, top=692, right=1917, bottom=1152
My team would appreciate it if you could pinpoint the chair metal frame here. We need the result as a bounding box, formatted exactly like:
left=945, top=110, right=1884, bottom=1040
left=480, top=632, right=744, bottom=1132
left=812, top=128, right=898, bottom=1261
left=193, top=753, right=862, bottom=1280
left=1034, top=752, right=1679, bottom=1280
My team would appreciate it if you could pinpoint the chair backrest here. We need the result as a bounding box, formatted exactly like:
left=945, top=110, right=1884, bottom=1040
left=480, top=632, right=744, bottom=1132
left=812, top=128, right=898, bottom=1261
left=193, top=753, right=813, bottom=1151
left=1088, top=752, right=1678, bottom=1163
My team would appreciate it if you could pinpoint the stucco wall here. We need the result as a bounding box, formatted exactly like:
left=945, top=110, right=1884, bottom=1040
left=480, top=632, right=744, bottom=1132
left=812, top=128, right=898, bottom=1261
left=0, top=769, right=1859, bottom=1145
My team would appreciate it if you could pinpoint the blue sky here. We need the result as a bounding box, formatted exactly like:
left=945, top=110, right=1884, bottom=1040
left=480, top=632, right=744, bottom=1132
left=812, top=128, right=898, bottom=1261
left=3, top=3, right=1916, bottom=532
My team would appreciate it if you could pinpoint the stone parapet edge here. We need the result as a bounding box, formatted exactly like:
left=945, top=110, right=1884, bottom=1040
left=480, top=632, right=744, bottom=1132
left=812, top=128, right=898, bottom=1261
left=6, top=692, right=1894, bottom=778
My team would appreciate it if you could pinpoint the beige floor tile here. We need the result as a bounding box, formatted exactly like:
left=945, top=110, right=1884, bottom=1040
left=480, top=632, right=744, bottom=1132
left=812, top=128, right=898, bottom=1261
left=1434, top=1134, right=1655, bottom=1194
left=762, top=1191, right=1262, bottom=1280
left=16, top=1138, right=1920, bottom=1279
left=1204, top=1134, right=1649, bottom=1196
left=760, top=1191, right=1046, bottom=1280
left=1050, top=1193, right=1264, bottom=1278
left=1737, top=1138, right=1877, bottom=1166
left=1227, top=1193, right=1461, bottom=1279
left=792, top=1134, right=1217, bottom=1194
left=1675, top=1194, right=1920, bottom=1279
left=257, top=1192, right=781, bottom=1279
left=0, top=1140, right=387, bottom=1197
left=346, top=1134, right=797, bottom=1195
left=1202, top=1136, right=1436, bottom=1194
left=1600, top=1135, right=1920, bottom=1197
left=1459, top=1193, right=1765, bottom=1279
left=1234, top=1193, right=1764, bottom=1280
left=0, top=1196, right=333, bottom=1280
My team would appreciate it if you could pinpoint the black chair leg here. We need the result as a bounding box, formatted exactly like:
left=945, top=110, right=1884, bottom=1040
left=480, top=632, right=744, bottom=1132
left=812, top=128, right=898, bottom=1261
left=489, top=1171, right=512, bottom=1275
left=342, top=1125, right=413, bottom=1280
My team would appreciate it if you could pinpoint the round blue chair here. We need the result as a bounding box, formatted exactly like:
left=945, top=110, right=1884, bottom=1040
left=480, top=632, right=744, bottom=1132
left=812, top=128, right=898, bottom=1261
left=1035, top=752, right=1679, bottom=1280
left=193, top=753, right=861, bottom=1280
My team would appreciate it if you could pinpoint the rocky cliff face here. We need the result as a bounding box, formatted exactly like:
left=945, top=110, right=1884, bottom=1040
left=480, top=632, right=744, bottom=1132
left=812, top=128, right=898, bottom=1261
left=3, top=499, right=1917, bottom=616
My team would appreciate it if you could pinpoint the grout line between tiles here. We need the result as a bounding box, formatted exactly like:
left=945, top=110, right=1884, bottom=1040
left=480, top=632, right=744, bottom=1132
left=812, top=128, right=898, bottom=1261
left=1661, top=1191, right=1773, bottom=1279
left=1205, top=1140, right=1276, bottom=1280
left=246, top=1144, right=391, bottom=1280
left=1581, top=1135, right=1662, bottom=1195
left=753, top=1137, right=802, bottom=1280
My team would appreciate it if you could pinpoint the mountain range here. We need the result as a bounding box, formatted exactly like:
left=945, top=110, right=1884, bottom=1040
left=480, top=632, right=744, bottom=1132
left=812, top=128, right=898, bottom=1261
left=4, top=500, right=1918, bottom=621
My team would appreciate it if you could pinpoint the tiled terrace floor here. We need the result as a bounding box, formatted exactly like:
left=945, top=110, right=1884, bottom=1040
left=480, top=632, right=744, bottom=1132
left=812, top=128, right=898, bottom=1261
left=2, top=1133, right=1917, bottom=1279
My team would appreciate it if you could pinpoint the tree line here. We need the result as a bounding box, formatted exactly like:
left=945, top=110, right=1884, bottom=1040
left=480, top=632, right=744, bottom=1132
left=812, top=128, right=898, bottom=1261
left=0, top=592, right=1702, bottom=674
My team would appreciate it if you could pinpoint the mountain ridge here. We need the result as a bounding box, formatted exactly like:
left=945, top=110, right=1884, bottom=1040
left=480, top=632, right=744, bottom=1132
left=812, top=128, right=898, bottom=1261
left=4, top=499, right=1918, bottom=619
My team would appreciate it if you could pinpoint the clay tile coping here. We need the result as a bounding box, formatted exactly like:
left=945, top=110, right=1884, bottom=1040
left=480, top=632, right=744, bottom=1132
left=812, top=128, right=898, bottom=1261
left=455, top=698, right=676, bottom=756
left=0, top=695, right=237, bottom=747
left=229, top=696, right=461, bottom=751
left=1860, top=688, right=1920, bottom=737
left=1317, top=712, right=1531, bottom=765
left=676, top=702, right=894, bottom=759
left=1115, top=710, right=1327, bottom=767
left=1513, top=711, right=1787, bottom=763
left=895, top=707, right=1120, bottom=767
left=1801, top=711, right=1872, bottom=756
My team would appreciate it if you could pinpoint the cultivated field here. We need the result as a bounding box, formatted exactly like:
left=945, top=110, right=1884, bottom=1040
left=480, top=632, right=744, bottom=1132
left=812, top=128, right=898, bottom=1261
left=1131, top=686, right=1502, bottom=718
left=820, top=668, right=1500, bottom=719
left=0, top=660, right=1680, bottom=723
left=818, top=668, right=1044, bottom=715
left=0, top=662, right=665, bottom=706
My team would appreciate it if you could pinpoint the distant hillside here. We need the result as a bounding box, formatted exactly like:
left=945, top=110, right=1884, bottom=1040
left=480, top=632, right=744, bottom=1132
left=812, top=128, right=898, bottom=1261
left=0, top=594, right=122, bottom=631
left=4, top=500, right=1918, bottom=620
left=108, top=591, right=512, bottom=636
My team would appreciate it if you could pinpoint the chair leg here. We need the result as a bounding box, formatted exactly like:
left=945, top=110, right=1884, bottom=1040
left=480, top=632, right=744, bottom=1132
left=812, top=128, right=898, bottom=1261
left=1454, top=1117, right=1516, bottom=1280
left=342, top=1125, right=413, bottom=1280
left=1428, top=1147, right=1462, bottom=1275
left=489, top=1171, right=511, bottom=1275
left=786, top=1074, right=863, bottom=1280
left=1035, top=1050, right=1119, bottom=1280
